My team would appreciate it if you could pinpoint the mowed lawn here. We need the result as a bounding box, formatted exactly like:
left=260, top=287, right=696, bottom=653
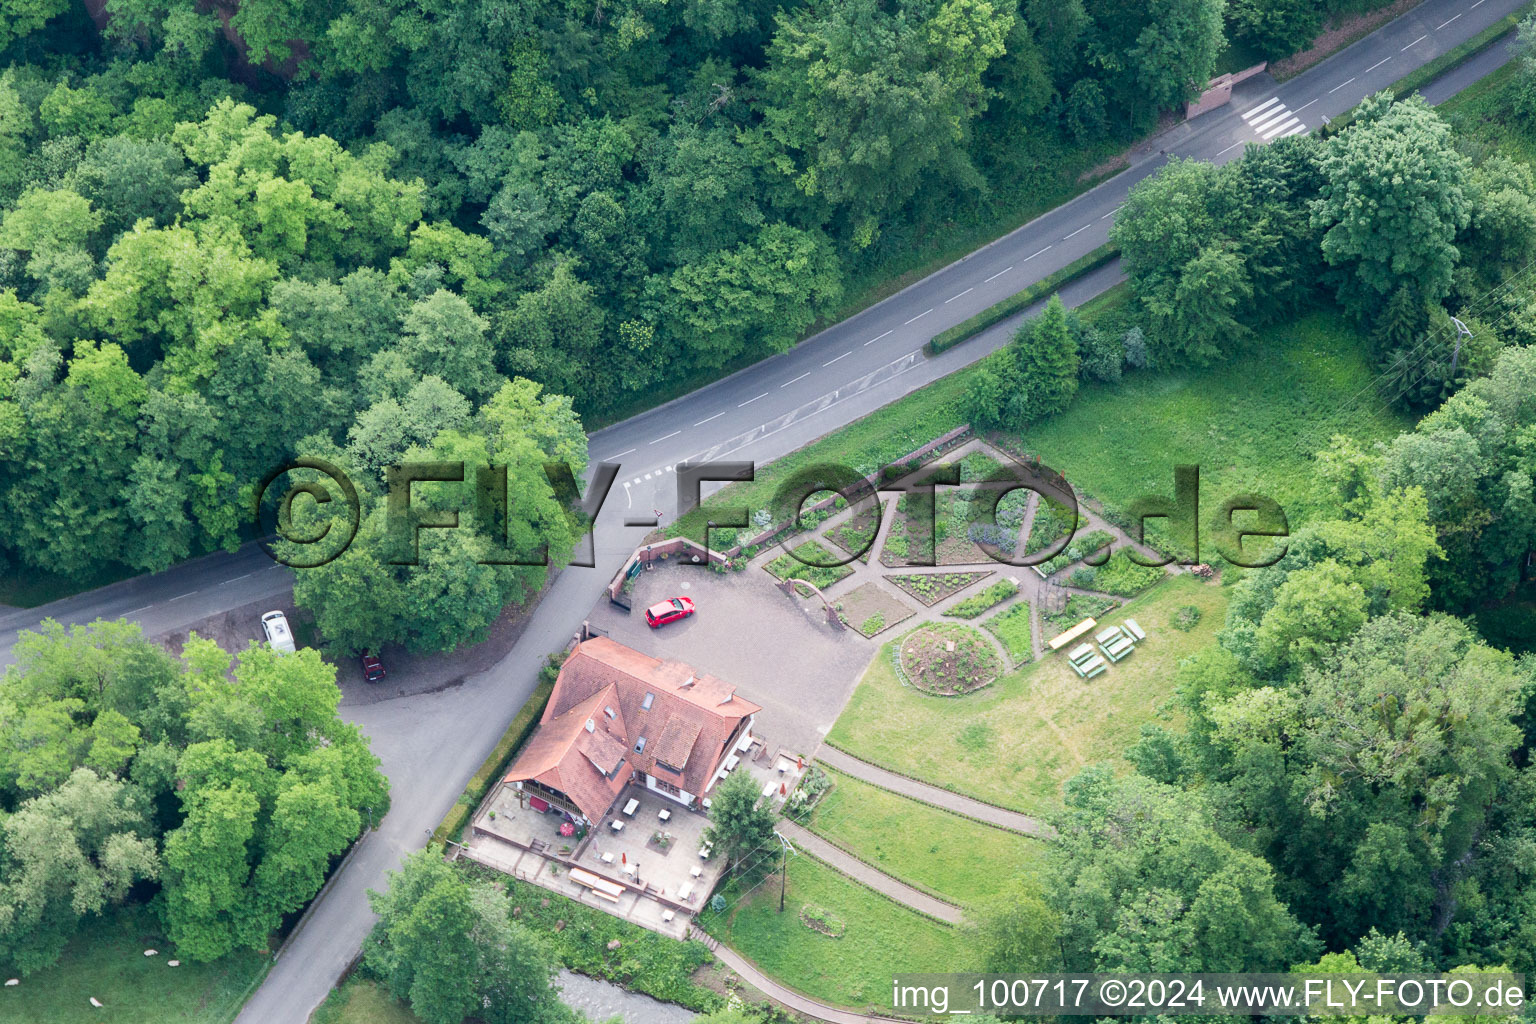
left=1, top=907, right=269, bottom=1024
left=826, top=575, right=1227, bottom=815
left=702, top=853, right=970, bottom=1011
left=311, top=978, right=421, bottom=1024
left=796, top=767, right=1047, bottom=906
left=1020, top=310, right=1410, bottom=533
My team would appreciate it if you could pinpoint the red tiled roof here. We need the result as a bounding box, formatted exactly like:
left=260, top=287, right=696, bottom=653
left=503, top=637, right=758, bottom=820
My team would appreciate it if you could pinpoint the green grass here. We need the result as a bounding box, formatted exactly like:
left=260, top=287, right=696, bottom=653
left=311, top=977, right=421, bottom=1024
left=983, top=601, right=1034, bottom=663
left=1071, top=549, right=1166, bottom=597
left=764, top=541, right=855, bottom=590
left=0, top=906, right=269, bottom=1024
left=827, top=575, right=1227, bottom=815
left=944, top=579, right=1019, bottom=618
left=1014, top=309, right=1411, bottom=543
left=1441, top=61, right=1536, bottom=165
left=700, top=854, right=970, bottom=1012
left=796, top=767, right=1047, bottom=907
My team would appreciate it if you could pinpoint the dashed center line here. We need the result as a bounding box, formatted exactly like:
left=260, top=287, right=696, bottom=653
left=221, top=573, right=254, bottom=585
left=945, top=287, right=973, bottom=303
left=1328, top=76, right=1356, bottom=93
left=1063, top=225, right=1090, bottom=240
left=1100, top=205, right=1123, bottom=220
left=1294, top=98, right=1318, bottom=113
left=1217, top=140, right=1246, bottom=156
left=649, top=430, right=681, bottom=444
left=903, top=308, right=932, bottom=325
left=170, top=592, right=194, bottom=602
left=693, top=412, right=725, bottom=426
left=1471, top=0, right=1487, bottom=7
left=865, top=329, right=894, bottom=346
left=738, top=392, right=768, bottom=407
left=781, top=372, right=810, bottom=387
left=608, top=447, right=636, bottom=459
left=984, top=266, right=1013, bottom=283
left=1023, top=246, right=1052, bottom=261
left=1437, top=13, right=1461, bottom=28
left=1402, top=34, right=1427, bottom=50
left=823, top=351, right=852, bottom=366
left=1364, top=56, right=1392, bottom=73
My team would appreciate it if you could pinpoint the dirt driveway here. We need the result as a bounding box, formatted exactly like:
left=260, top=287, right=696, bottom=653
left=584, top=563, right=875, bottom=759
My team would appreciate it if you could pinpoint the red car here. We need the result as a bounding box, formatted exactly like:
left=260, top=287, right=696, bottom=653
left=645, top=596, right=695, bottom=628
left=361, top=653, right=386, bottom=683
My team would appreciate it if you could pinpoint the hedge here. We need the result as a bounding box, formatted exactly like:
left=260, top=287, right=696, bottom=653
left=432, top=666, right=558, bottom=846
left=923, top=243, right=1120, bottom=355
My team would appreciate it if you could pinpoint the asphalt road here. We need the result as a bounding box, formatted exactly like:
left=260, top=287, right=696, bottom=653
left=0, top=2, right=1522, bottom=1019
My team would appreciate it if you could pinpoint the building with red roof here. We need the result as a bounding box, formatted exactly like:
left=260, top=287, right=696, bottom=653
left=501, top=637, right=761, bottom=824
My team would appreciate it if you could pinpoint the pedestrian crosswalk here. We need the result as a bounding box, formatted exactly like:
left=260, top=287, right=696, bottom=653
left=1240, top=97, right=1309, bottom=140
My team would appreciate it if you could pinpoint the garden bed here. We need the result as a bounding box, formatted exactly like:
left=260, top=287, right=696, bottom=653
left=983, top=602, right=1034, bottom=665
left=824, top=499, right=882, bottom=563
left=1042, top=594, right=1119, bottom=638
left=885, top=571, right=992, bottom=607
left=764, top=540, right=856, bottom=591
left=1064, top=549, right=1165, bottom=597
left=897, top=624, right=1002, bottom=695
left=944, top=579, right=1019, bottom=619
left=835, top=582, right=916, bottom=638
left=800, top=904, right=847, bottom=938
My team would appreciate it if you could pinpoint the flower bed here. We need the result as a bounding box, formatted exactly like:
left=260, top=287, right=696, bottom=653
left=800, top=903, right=846, bottom=938
left=885, top=571, right=992, bottom=607
left=835, top=582, right=916, bottom=637
left=983, top=602, right=1034, bottom=664
left=1042, top=594, right=1118, bottom=638
left=897, top=624, right=1002, bottom=696
left=764, top=540, right=855, bottom=590
left=944, top=579, right=1019, bottom=618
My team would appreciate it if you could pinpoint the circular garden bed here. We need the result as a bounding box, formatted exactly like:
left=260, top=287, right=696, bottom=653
left=897, top=624, right=1001, bottom=695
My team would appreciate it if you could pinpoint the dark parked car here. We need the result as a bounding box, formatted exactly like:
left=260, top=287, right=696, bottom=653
left=361, top=653, right=386, bottom=683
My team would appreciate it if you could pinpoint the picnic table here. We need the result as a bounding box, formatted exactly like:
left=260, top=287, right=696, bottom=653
left=622, top=798, right=639, bottom=816
left=1067, top=643, right=1094, bottom=664
left=690, top=865, right=703, bottom=878
left=610, top=820, right=624, bottom=832
left=1048, top=617, right=1098, bottom=652
left=678, top=881, right=694, bottom=901
left=1072, top=654, right=1108, bottom=679
left=1095, top=625, right=1125, bottom=645
left=1124, top=618, right=1147, bottom=641
left=1101, top=636, right=1135, bottom=662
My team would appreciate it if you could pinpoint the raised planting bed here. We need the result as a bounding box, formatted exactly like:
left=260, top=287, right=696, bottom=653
left=800, top=903, right=847, bottom=938
left=824, top=499, right=883, bottom=563
left=983, top=601, right=1034, bottom=665
left=764, top=540, right=856, bottom=590
left=1034, top=528, right=1115, bottom=577
left=944, top=579, right=1019, bottom=619
left=1067, top=548, right=1166, bottom=597
left=885, top=571, right=993, bottom=607
left=835, top=582, right=916, bottom=638
left=897, top=624, right=1002, bottom=696
left=1042, top=594, right=1118, bottom=639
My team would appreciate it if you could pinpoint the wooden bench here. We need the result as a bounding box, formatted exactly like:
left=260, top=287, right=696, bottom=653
left=1048, top=618, right=1098, bottom=652
left=1095, top=625, right=1125, bottom=646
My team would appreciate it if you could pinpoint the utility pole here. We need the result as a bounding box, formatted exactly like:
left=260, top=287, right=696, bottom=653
left=1449, top=316, right=1473, bottom=380
left=773, top=831, right=796, bottom=912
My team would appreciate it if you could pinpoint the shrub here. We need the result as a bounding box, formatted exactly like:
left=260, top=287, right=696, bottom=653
left=1123, top=326, right=1149, bottom=369
left=1172, top=605, right=1203, bottom=631
left=860, top=612, right=886, bottom=635
left=1092, top=549, right=1165, bottom=596
left=1079, top=325, right=1125, bottom=383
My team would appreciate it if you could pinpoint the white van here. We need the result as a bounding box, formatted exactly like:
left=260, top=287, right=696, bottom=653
left=261, top=611, right=296, bottom=654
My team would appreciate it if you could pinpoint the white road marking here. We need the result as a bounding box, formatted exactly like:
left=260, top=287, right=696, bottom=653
left=1282, top=124, right=1308, bottom=137
left=1328, top=77, right=1357, bottom=93
left=1472, top=0, right=1487, bottom=7
left=1023, top=246, right=1052, bottom=261
left=738, top=392, right=768, bottom=407
left=1242, top=97, right=1282, bottom=120
left=1365, top=56, right=1392, bottom=73
left=1217, top=140, right=1247, bottom=156
left=222, top=572, right=254, bottom=585
left=1437, top=13, right=1462, bottom=28
left=127, top=605, right=152, bottom=616
left=1261, top=116, right=1300, bottom=139
left=903, top=309, right=932, bottom=325
left=1063, top=224, right=1090, bottom=239
left=865, top=329, right=894, bottom=346
left=693, top=412, right=725, bottom=426
left=170, top=592, right=194, bottom=601
left=644, top=473, right=653, bottom=480
left=1100, top=205, right=1123, bottom=219
left=1250, top=106, right=1294, bottom=133
left=1402, top=34, right=1427, bottom=50
left=632, top=477, right=642, bottom=485
left=1294, top=98, right=1318, bottom=113
left=945, top=288, right=973, bottom=303
left=665, top=465, right=674, bottom=472
left=823, top=351, right=852, bottom=365
left=608, top=447, right=637, bottom=458
left=649, top=430, right=681, bottom=444
left=781, top=372, right=810, bottom=387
